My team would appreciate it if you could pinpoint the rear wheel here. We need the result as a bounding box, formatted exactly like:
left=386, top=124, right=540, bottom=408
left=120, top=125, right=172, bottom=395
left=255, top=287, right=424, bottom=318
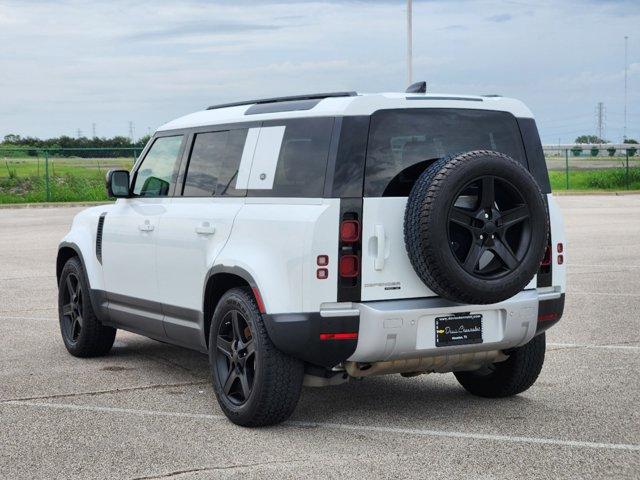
left=209, top=288, right=304, bottom=427
left=454, top=333, right=546, bottom=398
left=58, top=256, right=116, bottom=357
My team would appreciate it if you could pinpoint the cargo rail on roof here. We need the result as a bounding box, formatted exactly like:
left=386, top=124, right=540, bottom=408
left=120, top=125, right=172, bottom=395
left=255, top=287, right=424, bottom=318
left=206, top=91, right=358, bottom=110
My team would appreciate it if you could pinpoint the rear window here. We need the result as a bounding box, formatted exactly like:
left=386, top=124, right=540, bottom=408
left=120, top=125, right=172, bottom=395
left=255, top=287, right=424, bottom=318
left=365, top=109, right=527, bottom=197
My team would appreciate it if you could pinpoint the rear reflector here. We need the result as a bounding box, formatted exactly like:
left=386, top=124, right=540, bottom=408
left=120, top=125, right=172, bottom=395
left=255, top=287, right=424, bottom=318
left=340, top=220, right=360, bottom=242
left=319, top=332, right=358, bottom=341
left=339, top=255, right=359, bottom=278
left=316, top=268, right=328, bottom=280
left=557, top=254, right=564, bottom=265
left=557, top=242, right=563, bottom=253
left=538, top=312, right=559, bottom=322
left=317, top=255, right=329, bottom=266
left=251, top=287, right=266, bottom=314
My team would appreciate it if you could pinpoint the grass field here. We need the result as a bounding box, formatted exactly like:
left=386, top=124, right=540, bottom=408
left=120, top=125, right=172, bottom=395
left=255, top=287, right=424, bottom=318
left=1, top=156, right=639, bottom=204
left=0, top=157, right=134, bottom=203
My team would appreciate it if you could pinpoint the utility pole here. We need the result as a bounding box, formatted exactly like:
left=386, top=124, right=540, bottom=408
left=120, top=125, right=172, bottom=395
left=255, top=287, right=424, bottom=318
left=406, top=0, right=412, bottom=87
left=76, top=128, right=83, bottom=139
left=624, top=35, right=628, bottom=142
left=596, top=102, right=605, bottom=143
left=92, top=123, right=96, bottom=138
left=128, top=121, right=135, bottom=142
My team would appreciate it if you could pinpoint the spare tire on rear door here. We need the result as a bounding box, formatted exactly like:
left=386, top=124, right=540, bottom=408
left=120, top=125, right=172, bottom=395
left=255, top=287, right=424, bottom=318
left=404, top=150, right=548, bottom=305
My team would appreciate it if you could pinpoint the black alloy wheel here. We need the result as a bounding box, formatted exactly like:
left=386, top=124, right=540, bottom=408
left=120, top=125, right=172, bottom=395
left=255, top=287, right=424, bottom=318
left=61, top=272, right=84, bottom=344
left=215, top=309, right=256, bottom=405
left=448, top=175, right=531, bottom=279
left=208, top=288, right=304, bottom=427
left=57, top=256, right=116, bottom=357
left=404, top=150, right=548, bottom=305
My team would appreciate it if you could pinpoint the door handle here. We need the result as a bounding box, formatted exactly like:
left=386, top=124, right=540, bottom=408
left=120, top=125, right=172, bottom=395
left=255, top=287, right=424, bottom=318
left=138, top=220, right=154, bottom=232
left=374, top=224, right=386, bottom=271
left=195, top=223, right=216, bottom=236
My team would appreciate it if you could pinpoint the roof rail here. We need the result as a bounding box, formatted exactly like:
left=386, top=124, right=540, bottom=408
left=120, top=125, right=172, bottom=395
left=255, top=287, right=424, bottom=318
left=206, top=91, right=357, bottom=110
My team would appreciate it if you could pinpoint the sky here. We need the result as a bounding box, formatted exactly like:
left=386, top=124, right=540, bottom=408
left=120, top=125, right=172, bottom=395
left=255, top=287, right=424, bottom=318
left=0, top=0, right=638, bottom=144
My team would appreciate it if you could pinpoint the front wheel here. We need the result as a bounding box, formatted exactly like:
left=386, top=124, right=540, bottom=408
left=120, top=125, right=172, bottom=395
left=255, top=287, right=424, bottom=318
left=58, top=256, right=116, bottom=357
left=209, top=288, right=304, bottom=427
left=454, top=333, right=546, bottom=398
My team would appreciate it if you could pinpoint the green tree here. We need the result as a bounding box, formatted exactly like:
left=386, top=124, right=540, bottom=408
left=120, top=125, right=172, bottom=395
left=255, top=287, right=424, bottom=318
left=575, top=135, right=608, bottom=144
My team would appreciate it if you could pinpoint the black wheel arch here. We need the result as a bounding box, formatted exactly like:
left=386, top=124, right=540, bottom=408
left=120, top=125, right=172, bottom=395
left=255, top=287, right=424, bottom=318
left=203, top=265, right=261, bottom=348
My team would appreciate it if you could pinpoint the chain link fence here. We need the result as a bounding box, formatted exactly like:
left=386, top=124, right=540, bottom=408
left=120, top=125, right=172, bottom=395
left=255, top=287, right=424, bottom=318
left=0, top=147, right=139, bottom=203
left=1, top=144, right=639, bottom=204
left=543, top=144, right=639, bottom=191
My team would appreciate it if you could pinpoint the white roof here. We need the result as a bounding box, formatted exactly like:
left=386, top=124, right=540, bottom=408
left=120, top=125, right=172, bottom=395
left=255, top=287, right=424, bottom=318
left=157, top=92, right=535, bottom=132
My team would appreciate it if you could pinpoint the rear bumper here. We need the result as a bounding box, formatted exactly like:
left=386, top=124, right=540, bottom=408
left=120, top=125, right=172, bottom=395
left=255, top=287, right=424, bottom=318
left=263, top=289, right=564, bottom=368
left=349, top=289, right=564, bottom=363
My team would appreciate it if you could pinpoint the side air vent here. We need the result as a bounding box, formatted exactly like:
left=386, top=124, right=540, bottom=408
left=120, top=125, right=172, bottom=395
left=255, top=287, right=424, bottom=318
left=96, top=213, right=107, bottom=264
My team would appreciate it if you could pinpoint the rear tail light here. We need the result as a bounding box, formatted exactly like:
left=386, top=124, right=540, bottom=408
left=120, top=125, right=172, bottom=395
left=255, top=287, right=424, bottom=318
left=541, top=244, right=552, bottom=266
left=339, top=255, right=359, bottom=278
left=337, top=203, right=362, bottom=302
left=340, top=220, right=360, bottom=242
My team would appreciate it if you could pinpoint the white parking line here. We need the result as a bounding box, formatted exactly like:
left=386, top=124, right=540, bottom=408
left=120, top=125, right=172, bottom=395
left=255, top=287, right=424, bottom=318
left=3, top=400, right=639, bottom=452
left=548, top=342, right=640, bottom=351
left=568, top=291, right=640, bottom=297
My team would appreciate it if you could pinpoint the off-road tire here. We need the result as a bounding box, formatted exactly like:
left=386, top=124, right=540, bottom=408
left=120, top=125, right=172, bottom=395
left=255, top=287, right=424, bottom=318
left=454, top=333, right=546, bottom=397
left=58, top=256, right=116, bottom=357
left=209, top=288, right=304, bottom=427
left=404, top=150, right=548, bottom=304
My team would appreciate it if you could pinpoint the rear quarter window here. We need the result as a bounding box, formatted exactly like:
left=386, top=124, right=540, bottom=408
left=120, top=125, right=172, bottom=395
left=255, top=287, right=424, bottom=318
left=365, top=109, right=528, bottom=197
left=249, top=117, right=334, bottom=198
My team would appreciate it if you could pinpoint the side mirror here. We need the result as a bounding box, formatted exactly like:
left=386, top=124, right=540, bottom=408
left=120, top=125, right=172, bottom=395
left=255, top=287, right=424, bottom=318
left=106, top=169, right=130, bottom=198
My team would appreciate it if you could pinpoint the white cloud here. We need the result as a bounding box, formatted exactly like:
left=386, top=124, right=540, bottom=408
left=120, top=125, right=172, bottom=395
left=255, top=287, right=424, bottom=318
left=0, top=0, right=638, bottom=142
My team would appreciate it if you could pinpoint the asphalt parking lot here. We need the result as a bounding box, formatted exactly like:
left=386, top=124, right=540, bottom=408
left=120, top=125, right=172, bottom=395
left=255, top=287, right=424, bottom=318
left=1, top=196, right=639, bottom=479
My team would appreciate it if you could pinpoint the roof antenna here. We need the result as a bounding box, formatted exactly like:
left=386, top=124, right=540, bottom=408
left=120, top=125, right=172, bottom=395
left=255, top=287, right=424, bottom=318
left=406, top=81, right=427, bottom=94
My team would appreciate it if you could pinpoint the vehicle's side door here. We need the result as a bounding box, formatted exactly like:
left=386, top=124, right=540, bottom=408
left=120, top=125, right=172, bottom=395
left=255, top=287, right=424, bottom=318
left=101, top=134, right=185, bottom=337
left=156, top=126, right=255, bottom=348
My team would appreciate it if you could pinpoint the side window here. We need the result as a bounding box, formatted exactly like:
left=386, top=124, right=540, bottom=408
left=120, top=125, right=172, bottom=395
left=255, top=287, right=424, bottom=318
left=183, top=131, right=228, bottom=196
left=217, top=129, right=248, bottom=197
left=251, top=117, right=333, bottom=197
left=182, top=129, right=248, bottom=197
left=133, top=136, right=183, bottom=197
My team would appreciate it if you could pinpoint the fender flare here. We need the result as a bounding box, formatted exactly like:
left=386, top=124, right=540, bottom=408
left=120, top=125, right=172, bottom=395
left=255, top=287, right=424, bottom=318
left=57, top=241, right=110, bottom=324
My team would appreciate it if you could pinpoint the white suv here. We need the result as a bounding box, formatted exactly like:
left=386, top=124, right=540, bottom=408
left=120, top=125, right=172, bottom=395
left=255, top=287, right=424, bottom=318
left=56, top=86, right=566, bottom=426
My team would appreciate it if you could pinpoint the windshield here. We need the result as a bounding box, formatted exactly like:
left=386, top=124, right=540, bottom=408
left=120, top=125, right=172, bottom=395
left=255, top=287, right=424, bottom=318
left=365, top=108, right=527, bottom=197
